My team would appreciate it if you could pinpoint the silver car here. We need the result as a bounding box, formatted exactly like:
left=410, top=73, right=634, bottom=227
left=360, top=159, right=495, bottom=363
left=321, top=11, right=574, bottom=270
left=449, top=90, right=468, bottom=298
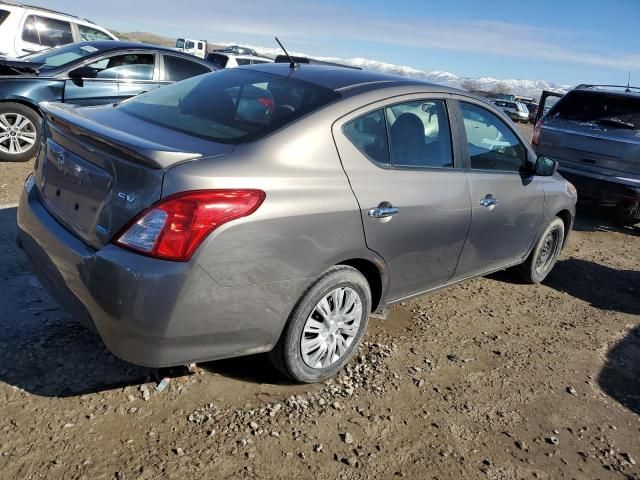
left=17, top=64, right=576, bottom=383
left=493, top=100, right=529, bottom=123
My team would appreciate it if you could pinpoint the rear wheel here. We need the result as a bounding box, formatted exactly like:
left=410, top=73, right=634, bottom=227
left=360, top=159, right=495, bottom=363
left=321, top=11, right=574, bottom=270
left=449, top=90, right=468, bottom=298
left=269, top=266, right=371, bottom=383
left=615, top=200, right=640, bottom=227
left=517, top=217, right=565, bottom=284
left=0, top=103, right=41, bottom=162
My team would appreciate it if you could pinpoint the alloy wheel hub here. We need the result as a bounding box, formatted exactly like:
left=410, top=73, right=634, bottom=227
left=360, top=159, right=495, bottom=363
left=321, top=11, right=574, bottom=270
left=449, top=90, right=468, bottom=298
left=300, top=287, right=363, bottom=369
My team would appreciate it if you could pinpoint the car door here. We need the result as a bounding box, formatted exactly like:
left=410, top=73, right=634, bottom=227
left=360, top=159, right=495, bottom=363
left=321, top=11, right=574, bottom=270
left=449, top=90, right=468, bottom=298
left=333, top=96, right=471, bottom=301
left=451, top=99, right=545, bottom=279
left=535, top=90, right=563, bottom=124
left=64, top=52, right=158, bottom=105
left=16, top=13, right=74, bottom=55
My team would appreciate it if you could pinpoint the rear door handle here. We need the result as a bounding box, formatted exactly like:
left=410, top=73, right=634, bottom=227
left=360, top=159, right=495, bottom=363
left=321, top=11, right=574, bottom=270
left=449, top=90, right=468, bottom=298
left=368, top=206, right=399, bottom=218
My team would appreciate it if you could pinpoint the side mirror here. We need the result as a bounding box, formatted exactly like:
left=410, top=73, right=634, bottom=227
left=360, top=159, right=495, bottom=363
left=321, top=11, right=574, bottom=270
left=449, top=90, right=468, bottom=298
left=535, top=155, right=558, bottom=176
left=68, top=66, right=98, bottom=79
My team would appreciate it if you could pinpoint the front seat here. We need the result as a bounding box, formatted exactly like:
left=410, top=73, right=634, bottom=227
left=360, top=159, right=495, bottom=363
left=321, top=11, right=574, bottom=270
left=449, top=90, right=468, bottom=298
left=389, top=113, right=427, bottom=166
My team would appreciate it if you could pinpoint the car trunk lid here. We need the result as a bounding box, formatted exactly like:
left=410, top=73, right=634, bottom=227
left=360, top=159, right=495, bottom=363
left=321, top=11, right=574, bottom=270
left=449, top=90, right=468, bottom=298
left=35, top=102, right=235, bottom=249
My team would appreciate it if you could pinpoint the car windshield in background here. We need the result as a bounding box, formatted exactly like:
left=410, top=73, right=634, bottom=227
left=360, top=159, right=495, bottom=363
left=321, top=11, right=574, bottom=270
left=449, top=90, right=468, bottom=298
left=176, top=38, right=185, bottom=48
left=118, top=69, right=341, bottom=144
left=551, top=91, right=640, bottom=130
left=20, top=43, right=104, bottom=69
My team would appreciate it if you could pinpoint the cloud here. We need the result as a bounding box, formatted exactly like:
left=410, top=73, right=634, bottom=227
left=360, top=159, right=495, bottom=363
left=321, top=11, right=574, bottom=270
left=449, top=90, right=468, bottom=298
left=93, top=0, right=640, bottom=71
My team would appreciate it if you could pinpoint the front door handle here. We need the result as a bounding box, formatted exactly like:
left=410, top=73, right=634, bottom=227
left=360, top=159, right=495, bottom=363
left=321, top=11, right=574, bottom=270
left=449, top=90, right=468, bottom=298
left=368, top=204, right=399, bottom=219
left=479, top=195, right=498, bottom=209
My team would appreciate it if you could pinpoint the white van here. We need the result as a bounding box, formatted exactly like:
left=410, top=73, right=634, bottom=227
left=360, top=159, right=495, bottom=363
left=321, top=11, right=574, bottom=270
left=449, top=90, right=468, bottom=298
left=175, top=38, right=207, bottom=59
left=0, top=2, right=117, bottom=58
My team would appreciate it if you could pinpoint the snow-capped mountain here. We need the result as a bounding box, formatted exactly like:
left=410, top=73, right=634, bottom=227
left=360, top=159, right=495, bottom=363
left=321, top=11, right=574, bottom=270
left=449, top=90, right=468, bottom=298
left=222, top=43, right=570, bottom=100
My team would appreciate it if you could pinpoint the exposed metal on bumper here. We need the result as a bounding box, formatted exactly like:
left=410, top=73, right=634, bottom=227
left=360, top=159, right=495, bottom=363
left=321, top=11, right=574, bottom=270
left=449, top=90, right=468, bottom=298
left=17, top=181, right=306, bottom=368
left=559, top=168, right=640, bottom=206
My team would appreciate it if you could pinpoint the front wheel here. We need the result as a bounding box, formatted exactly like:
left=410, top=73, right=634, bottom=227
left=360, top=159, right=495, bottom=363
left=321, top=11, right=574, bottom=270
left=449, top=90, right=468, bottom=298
left=0, top=102, right=41, bottom=162
left=269, top=266, right=371, bottom=383
left=517, top=217, right=565, bottom=284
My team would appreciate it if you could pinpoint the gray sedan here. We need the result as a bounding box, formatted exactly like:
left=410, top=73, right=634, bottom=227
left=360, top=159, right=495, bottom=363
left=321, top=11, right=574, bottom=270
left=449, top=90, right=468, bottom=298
left=17, top=64, right=576, bottom=383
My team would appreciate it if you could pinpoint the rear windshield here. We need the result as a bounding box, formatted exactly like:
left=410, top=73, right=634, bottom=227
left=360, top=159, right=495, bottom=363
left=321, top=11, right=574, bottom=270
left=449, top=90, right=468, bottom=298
left=118, top=69, right=340, bottom=144
left=552, top=91, right=640, bottom=130
left=0, top=9, right=9, bottom=27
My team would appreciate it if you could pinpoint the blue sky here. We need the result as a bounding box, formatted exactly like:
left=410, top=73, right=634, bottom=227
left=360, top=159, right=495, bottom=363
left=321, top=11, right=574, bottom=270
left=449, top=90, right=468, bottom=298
left=32, top=0, right=640, bottom=85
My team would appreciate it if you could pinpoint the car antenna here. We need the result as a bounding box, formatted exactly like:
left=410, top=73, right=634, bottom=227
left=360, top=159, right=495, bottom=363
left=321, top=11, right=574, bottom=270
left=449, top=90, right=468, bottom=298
left=626, top=72, right=631, bottom=93
left=275, top=37, right=298, bottom=70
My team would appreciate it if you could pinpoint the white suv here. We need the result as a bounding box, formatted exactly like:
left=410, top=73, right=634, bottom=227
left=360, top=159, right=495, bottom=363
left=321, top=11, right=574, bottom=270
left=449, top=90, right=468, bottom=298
left=0, top=2, right=117, bottom=58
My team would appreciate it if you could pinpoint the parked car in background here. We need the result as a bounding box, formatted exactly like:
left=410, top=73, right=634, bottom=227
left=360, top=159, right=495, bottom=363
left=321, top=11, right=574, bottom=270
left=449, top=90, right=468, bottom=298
left=0, top=1, right=117, bottom=58
left=213, top=45, right=259, bottom=57
left=175, top=38, right=207, bottom=58
left=206, top=52, right=273, bottom=69
left=493, top=100, right=529, bottom=123
left=17, top=63, right=575, bottom=383
left=0, top=40, right=217, bottom=161
left=533, top=84, right=640, bottom=225
left=522, top=101, right=538, bottom=123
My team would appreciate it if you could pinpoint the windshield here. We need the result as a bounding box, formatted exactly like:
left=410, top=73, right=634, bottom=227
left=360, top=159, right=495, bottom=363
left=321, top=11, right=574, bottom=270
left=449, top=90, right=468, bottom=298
left=118, top=69, right=340, bottom=144
left=176, top=38, right=185, bottom=48
left=551, top=91, right=640, bottom=130
left=20, top=43, right=104, bottom=69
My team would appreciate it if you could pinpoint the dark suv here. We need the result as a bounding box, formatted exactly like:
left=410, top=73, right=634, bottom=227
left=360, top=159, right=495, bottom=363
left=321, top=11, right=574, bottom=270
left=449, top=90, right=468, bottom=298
left=0, top=41, right=217, bottom=161
left=533, top=85, right=640, bottom=225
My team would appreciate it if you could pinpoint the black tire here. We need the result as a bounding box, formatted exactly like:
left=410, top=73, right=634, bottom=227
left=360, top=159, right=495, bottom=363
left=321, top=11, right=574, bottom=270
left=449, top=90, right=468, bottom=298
left=614, top=200, right=640, bottom=227
left=517, top=217, right=565, bottom=284
left=269, top=265, right=371, bottom=383
left=0, top=102, right=41, bottom=162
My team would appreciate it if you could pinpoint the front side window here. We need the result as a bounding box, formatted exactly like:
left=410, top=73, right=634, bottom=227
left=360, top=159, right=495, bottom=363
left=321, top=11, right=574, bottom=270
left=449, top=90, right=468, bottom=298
left=185, top=41, right=194, bottom=49
left=22, top=15, right=73, bottom=47
left=87, top=53, right=154, bottom=80
left=206, top=53, right=228, bottom=68
left=236, top=58, right=251, bottom=66
left=118, top=69, right=340, bottom=144
left=385, top=100, right=453, bottom=168
left=460, top=102, right=526, bottom=173
left=78, top=24, right=112, bottom=41
left=343, top=109, right=389, bottom=165
left=163, top=55, right=210, bottom=82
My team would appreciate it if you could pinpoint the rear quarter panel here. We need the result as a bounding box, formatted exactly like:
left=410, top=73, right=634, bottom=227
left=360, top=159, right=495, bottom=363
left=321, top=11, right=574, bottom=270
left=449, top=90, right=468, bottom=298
left=161, top=110, right=375, bottom=287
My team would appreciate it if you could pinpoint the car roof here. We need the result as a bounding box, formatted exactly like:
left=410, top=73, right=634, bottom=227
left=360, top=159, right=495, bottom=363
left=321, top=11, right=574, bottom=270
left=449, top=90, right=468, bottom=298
left=573, top=84, right=640, bottom=98
left=0, top=1, right=97, bottom=24
left=239, top=62, right=457, bottom=94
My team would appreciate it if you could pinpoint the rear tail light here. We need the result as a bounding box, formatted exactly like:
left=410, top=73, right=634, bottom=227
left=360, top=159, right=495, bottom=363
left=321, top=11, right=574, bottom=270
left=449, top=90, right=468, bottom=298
left=257, top=97, right=275, bottom=111
left=115, top=189, right=265, bottom=261
left=532, top=119, right=543, bottom=146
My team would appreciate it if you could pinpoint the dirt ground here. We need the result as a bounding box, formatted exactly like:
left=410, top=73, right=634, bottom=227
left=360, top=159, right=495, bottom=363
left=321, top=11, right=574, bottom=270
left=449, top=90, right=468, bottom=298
left=1, top=122, right=639, bottom=480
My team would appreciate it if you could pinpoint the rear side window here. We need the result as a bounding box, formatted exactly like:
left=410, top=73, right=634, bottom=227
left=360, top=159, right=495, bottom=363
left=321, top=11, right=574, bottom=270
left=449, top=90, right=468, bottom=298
left=385, top=100, right=453, bottom=168
left=460, top=102, right=526, bottom=173
left=344, top=110, right=389, bottom=165
left=0, top=9, right=10, bottom=27
left=163, top=55, right=210, bottom=82
left=118, top=68, right=340, bottom=144
left=22, top=15, right=73, bottom=47
left=78, top=24, right=112, bottom=41
left=207, top=53, right=228, bottom=68
left=87, top=54, right=154, bottom=80
left=236, top=58, right=251, bottom=66
left=551, top=91, right=640, bottom=130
